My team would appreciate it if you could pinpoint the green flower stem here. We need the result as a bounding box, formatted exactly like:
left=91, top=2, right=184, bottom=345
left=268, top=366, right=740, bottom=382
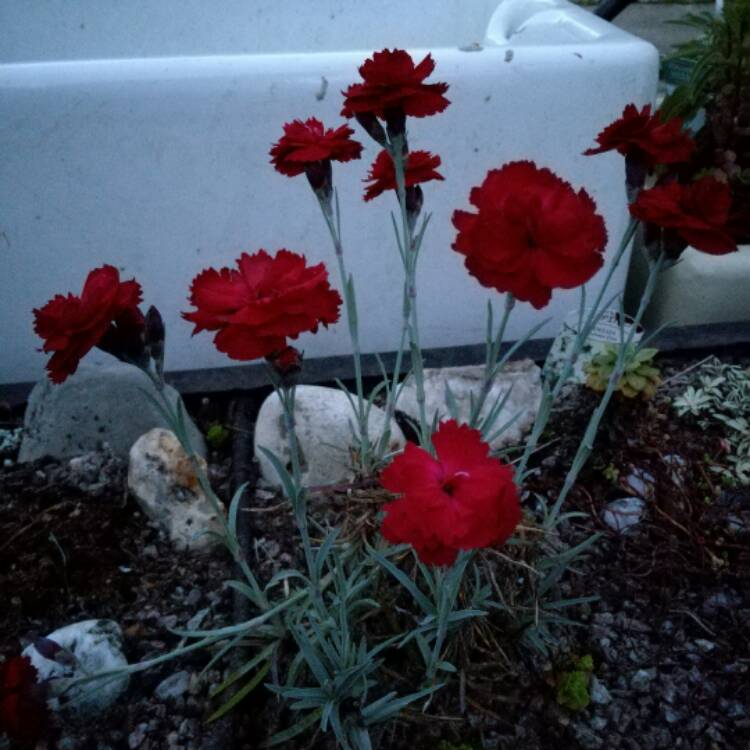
left=276, top=383, right=319, bottom=592
left=316, top=192, right=372, bottom=471
left=424, top=550, right=473, bottom=685
left=376, top=284, right=411, bottom=458
left=390, top=136, right=430, bottom=448
left=469, top=294, right=516, bottom=429
left=543, top=250, right=665, bottom=529
left=516, top=216, right=639, bottom=481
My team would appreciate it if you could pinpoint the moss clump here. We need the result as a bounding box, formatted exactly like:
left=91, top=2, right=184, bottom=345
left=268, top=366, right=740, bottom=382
left=556, top=654, right=595, bottom=712
left=206, top=422, right=231, bottom=450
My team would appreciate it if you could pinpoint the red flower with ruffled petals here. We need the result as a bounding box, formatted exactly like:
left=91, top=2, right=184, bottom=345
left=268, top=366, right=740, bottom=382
left=629, top=177, right=737, bottom=255
left=341, top=48, right=450, bottom=121
left=363, top=150, right=444, bottom=201
left=183, top=250, right=342, bottom=361
left=585, top=103, right=695, bottom=169
left=452, top=161, right=608, bottom=309
left=0, top=656, right=49, bottom=744
left=270, top=118, right=362, bottom=177
left=33, top=265, right=144, bottom=384
left=380, top=420, right=520, bottom=566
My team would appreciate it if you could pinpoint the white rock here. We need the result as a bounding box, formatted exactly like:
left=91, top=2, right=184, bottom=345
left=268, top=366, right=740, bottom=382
left=602, top=497, right=645, bottom=533
left=622, top=468, right=655, bottom=499
left=395, top=360, right=542, bottom=449
left=154, top=670, right=190, bottom=701
left=254, top=385, right=405, bottom=489
left=23, top=619, right=128, bottom=719
left=128, top=428, right=224, bottom=552
left=19, top=357, right=205, bottom=463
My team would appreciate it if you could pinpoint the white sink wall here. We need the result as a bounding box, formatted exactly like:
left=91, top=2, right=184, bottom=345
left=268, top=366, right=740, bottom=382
left=0, top=0, right=658, bottom=385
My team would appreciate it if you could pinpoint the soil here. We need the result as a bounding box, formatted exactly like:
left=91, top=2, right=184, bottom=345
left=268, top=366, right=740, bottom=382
left=1, top=354, right=749, bottom=750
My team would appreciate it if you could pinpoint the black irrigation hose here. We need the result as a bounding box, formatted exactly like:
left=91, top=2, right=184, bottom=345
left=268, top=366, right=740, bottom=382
left=202, top=395, right=259, bottom=748
left=594, top=0, right=638, bottom=21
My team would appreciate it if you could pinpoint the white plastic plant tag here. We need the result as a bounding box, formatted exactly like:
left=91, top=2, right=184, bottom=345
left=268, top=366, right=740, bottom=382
left=544, top=308, right=644, bottom=384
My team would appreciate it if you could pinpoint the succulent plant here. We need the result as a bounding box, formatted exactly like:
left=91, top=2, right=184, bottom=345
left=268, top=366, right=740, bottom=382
left=584, top=344, right=661, bottom=400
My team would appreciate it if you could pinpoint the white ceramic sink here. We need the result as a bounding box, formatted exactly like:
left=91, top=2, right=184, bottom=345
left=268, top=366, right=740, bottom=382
left=0, top=0, right=658, bottom=386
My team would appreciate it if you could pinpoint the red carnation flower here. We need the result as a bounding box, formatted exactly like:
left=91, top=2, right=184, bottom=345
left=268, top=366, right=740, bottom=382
left=183, top=250, right=342, bottom=361
left=0, top=656, right=49, bottom=744
left=629, top=177, right=737, bottom=256
left=585, top=103, right=695, bottom=169
left=33, top=265, right=144, bottom=384
left=380, top=420, right=520, bottom=566
left=341, top=48, right=450, bottom=122
left=270, top=118, right=363, bottom=179
left=452, top=161, right=608, bottom=309
left=363, top=149, right=444, bottom=201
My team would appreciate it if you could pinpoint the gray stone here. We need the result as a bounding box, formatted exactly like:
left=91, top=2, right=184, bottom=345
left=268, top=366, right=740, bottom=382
left=590, top=675, right=612, bottom=705
left=395, top=360, right=542, bottom=450
left=0, top=427, right=22, bottom=456
left=602, top=497, right=646, bottom=534
left=254, top=385, right=405, bottom=489
left=19, top=357, right=205, bottom=463
left=572, top=724, right=604, bottom=750
left=154, top=671, right=190, bottom=702
left=128, top=723, right=149, bottom=749
left=631, top=668, right=657, bottom=693
left=128, top=429, right=223, bottom=553
left=67, top=448, right=125, bottom=496
left=693, top=638, right=716, bottom=653
left=23, top=619, right=129, bottom=719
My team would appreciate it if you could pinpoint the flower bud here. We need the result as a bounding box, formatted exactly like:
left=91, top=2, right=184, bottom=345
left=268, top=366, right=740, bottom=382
left=269, top=346, right=302, bottom=375
left=304, top=159, right=333, bottom=202
left=145, top=305, right=166, bottom=378
left=355, top=112, right=387, bottom=147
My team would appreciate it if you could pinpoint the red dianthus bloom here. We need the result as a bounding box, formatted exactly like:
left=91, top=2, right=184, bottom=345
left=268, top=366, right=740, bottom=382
left=0, top=656, right=49, bottom=744
left=629, top=177, right=737, bottom=256
left=584, top=103, right=695, bottom=169
left=452, top=161, right=608, bottom=309
left=183, top=250, right=342, bottom=361
left=380, top=420, right=521, bottom=566
left=270, top=118, right=363, bottom=177
left=33, top=265, right=144, bottom=384
left=363, top=149, right=444, bottom=201
left=341, top=48, right=450, bottom=121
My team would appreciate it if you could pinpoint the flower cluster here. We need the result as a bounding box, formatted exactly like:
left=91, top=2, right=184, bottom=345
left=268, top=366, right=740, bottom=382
left=585, top=102, right=737, bottom=257
left=26, top=44, right=744, bottom=750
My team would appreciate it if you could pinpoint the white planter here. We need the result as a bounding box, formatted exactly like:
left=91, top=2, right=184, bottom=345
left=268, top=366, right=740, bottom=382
left=628, top=244, right=750, bottom=328
left=0, top=0, right=657, bottom=386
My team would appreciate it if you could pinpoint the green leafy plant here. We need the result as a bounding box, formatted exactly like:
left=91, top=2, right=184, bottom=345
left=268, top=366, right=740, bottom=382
left=584, top=344, right=661, bottom=400
left=673, top=357, right=750, bottom=485
left=602, top=463, right=620, bottom=484
left=556, top=654, right=594, bottom=712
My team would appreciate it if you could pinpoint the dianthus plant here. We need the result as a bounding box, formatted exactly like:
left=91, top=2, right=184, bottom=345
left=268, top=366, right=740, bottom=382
left=21, top=47, right=740, bottom=750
